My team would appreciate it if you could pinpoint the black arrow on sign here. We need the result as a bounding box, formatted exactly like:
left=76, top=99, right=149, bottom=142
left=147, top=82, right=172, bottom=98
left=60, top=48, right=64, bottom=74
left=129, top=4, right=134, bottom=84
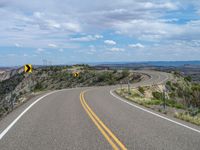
left=26, top=65, right=31, bottom=72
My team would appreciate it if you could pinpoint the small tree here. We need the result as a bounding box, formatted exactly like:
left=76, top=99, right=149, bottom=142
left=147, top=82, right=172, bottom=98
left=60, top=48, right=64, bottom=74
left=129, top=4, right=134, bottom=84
left=122, top=69, right=129, bottom=78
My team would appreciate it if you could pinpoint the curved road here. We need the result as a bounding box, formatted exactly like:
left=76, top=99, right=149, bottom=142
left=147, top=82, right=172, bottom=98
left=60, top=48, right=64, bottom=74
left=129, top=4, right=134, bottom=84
left=0, top=70, right=199, bottom=150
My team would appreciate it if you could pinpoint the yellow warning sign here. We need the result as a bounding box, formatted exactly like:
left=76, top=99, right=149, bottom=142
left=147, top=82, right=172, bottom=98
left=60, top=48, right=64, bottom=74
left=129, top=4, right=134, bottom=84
left=24, top=64, right=32, bottom=73
left=73, top=72, right=79, bottom=77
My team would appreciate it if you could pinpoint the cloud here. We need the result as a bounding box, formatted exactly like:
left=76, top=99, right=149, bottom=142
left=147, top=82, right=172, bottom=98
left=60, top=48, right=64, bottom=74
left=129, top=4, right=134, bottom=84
left=129, top=43, right=144, bottom=48
left=58, top=48, right=64, bottom=52
left=70, top=34, right=103, bottom=42
left=112, top=19, right=183, bottom=41
left=36, top=48, right=45, bottom=53
left=63, top=22, right=81, bottom=32
left=33, top=12, right=44, bottom=18
left=15, top=43, right=22, bottom=47
left=104, top=40, right=116, bottom=45
left=0, top=0, right=200, bottom=62
left=109, top=47, right=124, bottom=52
left=23, top=54, right=28, bottom=57
left=143, top=2, right=178, bottom=10
left=48, top=43, right=57, bottom=48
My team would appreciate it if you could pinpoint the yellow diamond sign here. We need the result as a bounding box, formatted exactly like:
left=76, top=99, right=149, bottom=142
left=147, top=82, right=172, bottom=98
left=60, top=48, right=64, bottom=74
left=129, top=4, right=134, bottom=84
left=24, top=64, right=32, bottom=73
left=73, top=72, right=79, bottom=77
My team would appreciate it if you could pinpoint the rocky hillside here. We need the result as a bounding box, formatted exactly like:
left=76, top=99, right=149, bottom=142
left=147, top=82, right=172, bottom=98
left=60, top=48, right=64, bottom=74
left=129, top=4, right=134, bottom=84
left=0, top=67, right=24, bottom=81
left=0, top=65, right=145, bottom=118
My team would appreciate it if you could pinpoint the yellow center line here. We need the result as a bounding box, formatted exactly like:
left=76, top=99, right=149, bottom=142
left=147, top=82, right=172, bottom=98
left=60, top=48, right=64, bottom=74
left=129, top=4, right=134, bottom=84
left=80, top=91, right=127, bottom=150
left=80, top=92, right=119, bottom=150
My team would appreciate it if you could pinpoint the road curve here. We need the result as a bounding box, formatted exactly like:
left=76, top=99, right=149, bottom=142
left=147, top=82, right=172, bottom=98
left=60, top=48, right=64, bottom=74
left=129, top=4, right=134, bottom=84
left=0, top=70, right=200, bottom=150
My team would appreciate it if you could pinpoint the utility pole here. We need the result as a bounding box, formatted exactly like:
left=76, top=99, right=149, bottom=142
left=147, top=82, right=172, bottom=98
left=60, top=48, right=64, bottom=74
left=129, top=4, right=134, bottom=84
left=163, top=90, right=166, bottom=110
left=128, top=80, right=131, bottom=94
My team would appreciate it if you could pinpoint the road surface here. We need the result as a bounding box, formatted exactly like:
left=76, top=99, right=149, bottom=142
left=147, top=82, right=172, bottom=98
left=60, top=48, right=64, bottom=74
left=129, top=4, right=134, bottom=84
left=0, top=70, right=200, bottom=150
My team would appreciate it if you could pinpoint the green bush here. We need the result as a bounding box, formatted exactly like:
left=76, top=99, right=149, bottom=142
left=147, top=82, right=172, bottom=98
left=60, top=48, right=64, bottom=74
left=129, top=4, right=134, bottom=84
left=34, top=83, right=43, bottom=91
left=184, top=76, right=192, bottom=82
left=166, top=99, right=185, bottom=109
left=138, top=86, right=145, bottom=94
left=147, top=99, right=162, bottom=105
left=152, top=91, right=162, bottom=100
left=169, top=92, right=176, bottom=98
left=122, top=69, right=129, bottom=78
left=166, top=81, right=171, bottom=86
left=189, top=107, right=199, bottom=116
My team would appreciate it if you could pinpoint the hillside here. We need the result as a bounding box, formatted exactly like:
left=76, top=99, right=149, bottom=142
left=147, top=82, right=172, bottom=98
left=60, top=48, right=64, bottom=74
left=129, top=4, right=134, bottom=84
left=116, top=72, right=200, bottom=125
left=0, top=65, right=145, bottom=118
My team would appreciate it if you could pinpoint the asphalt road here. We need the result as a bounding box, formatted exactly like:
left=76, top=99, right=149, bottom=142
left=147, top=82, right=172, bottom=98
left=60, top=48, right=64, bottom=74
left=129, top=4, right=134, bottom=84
left=0, top=70, right=200, bottom=150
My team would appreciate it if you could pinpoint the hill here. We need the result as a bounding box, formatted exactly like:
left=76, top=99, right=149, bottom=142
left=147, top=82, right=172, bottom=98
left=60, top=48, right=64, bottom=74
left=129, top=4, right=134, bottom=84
left=0, top=65, right=145, bottom=118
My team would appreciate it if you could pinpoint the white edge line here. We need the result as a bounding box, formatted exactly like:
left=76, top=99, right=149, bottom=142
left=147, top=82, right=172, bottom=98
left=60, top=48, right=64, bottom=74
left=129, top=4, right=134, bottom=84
left=0, top=88, right=81, bottom=140
left=110, top=89, right=200, bottom=134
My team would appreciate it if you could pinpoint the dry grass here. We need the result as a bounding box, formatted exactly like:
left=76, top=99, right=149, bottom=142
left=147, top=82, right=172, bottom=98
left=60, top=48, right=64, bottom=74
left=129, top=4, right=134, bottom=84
left=175, top=113, right=200, bottom=126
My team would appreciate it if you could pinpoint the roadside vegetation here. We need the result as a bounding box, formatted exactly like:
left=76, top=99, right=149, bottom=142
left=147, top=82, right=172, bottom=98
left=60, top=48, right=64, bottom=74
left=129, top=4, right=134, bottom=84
left=0, top=65, right=143, bottom=118
left=116, top=71, right=200, bottom=126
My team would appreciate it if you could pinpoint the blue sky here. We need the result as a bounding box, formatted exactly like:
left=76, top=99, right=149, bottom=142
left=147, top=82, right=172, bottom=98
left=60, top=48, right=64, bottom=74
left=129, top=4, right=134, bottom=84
left=0, top=0, right=200, bottom=66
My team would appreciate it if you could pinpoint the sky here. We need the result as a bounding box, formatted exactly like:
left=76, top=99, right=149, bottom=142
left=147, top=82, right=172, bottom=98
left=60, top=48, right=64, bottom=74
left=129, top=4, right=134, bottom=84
left=0, top=0, right=200, bottom=66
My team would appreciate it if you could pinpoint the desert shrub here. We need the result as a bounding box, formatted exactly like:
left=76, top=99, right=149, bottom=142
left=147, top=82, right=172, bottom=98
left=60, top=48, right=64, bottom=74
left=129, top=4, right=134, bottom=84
left=113, top=70, right=117, bottom=74
left=166, top=81, right=171, bottom=86
left=34, top=83, right=43, bottom=91
left=122, top=69, right=129, bottom=78
left=152, top=91, right=162, bottom=100
left=175, top=113, right=200, bottom=126
left=166, top=99, right=185, bottom=109
left=146, top=99, right=162, bottom=105
left=169, top=92, right=176, bottom=98
left=188, top=107, right=200, bottom=116
left=184, top=76, right=192, bottom=82
left=96, top=72, right=111, bottom=82
left=138, top=86, right=145, bottom=94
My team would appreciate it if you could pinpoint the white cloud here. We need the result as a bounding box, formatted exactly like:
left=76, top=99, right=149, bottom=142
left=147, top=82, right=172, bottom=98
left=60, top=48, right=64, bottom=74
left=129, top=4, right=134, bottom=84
left=109, top=47, right=124, bottom=52
left=33, top=12, right=44, bottom=18
left=129, top=43, right=144, bottom=48
left=143, top=2, right=178, bottom=10
left=48, top=43, right=57, bottom=48
left=15, top=43, right=22, bottom=47
left=70, top=34, right=103, bottom=42
left=63, top=22, right=81, bottom=32
left=113, top=19, right=183, bottom=41
left=36, top=48, right=45, bottom=53
left=46, top=20, right=61, bottom=29
left=95, top=34, right=103, bottom=39
left=104, top=40, right=116, bottom=45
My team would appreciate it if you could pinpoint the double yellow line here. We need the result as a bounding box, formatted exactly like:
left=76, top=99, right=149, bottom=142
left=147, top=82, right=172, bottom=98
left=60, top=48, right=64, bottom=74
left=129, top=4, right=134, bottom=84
left=80, top=91, right=127, bottom=150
